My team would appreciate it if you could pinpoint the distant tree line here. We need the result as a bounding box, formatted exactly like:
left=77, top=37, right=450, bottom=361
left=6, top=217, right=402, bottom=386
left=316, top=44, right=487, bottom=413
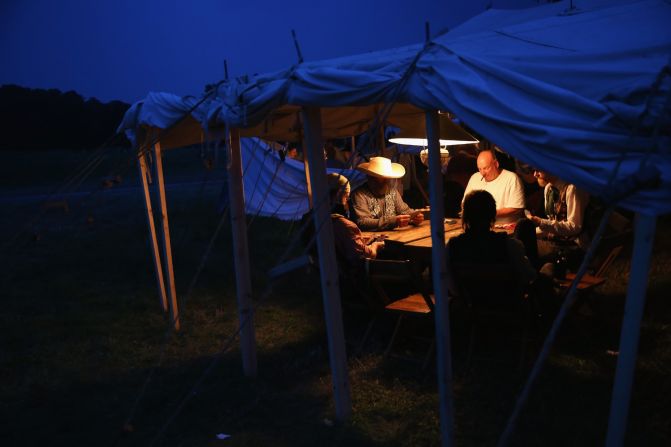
left=0, top=85, right=131, bottom=150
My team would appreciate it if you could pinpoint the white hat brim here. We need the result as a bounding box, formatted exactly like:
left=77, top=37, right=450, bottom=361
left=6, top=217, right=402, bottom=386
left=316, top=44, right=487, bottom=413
left=356, top=162, right=405, bottom=179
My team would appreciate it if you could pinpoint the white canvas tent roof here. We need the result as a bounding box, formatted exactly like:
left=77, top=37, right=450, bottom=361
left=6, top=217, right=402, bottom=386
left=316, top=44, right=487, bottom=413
left=120, top=1, right=671, bottom=214
left=204, top=0, right=670, bottom=215
left=121, top=0, right=670, bottom=213
left=118, top=92, right=366, bottom=221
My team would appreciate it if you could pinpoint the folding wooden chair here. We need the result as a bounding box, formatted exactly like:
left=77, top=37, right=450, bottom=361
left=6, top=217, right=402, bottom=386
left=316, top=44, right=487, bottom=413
left=557, top=244, right=624, bottom=294
left=594, top=244, right=623, bottom=278
left=363, top=258, right=436, bottom=369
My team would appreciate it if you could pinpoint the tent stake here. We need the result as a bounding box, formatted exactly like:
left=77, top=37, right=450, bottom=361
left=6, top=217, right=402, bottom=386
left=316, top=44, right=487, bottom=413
left=152, top=141, right=180, bottom=332
left=138, top=151, right=168, bottom=313
left=426, top=110, right=455, bottom=447
left=606, top=213, right=656, bottom=446
left=227, top=129, right=258, bottom=376
left=302, top=106, right=352, bottom=420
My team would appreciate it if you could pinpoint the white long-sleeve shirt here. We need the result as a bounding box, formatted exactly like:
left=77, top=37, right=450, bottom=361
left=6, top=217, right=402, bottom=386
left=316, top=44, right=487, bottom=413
left=537, top=180, right=590, bottom=248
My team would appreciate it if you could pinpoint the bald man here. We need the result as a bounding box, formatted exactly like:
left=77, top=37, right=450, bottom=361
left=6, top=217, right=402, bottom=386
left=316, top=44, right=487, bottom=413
left=462, top=149, right=525, bottom=223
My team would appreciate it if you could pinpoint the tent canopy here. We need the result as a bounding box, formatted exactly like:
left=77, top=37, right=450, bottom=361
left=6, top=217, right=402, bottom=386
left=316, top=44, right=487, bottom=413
left=119, top=0, right=671, bottom=215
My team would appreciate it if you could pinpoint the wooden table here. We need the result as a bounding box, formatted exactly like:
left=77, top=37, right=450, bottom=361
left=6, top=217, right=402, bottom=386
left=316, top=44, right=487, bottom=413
left=363, top=219, right=463, bottom=243
left=374, top=221, right=606, bottom=292
left=363, top=219, right=457, bottom=260
left=363, top=220, right=523, bottom=326
left=364, top=219, right=516, bottom=261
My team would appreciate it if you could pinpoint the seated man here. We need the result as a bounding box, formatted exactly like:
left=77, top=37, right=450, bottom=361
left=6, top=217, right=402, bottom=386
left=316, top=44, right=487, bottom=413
left=327, top=173, right=385, bottom=267
left=447, top=190, right=536, bottom=295
left=526, top=168, right=590, bottom=269
left=286, top=146, right=301, bottom=160
left=462, top=149, right=525, bottom=223
left=351, top=156, right=424, bottom=231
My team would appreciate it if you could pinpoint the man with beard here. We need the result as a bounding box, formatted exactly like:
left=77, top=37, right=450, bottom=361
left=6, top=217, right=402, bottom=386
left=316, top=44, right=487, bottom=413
left=351, top=156, right=424, bottom=231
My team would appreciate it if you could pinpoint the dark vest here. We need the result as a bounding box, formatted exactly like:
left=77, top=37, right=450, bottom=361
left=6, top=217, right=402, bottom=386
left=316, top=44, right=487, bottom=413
left=556, top=184, right=569, bottom=223
left=448, top=231, right=509, bottom=264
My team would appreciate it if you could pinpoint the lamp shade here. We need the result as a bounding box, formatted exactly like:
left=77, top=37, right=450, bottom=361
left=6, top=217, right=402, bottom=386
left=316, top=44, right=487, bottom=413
left=420, top=148, right=451, bottom=172
left=389, top=115, right=479, bottom=147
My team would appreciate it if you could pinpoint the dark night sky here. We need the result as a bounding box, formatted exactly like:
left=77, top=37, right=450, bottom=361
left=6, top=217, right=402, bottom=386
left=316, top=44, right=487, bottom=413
left=1, top=0, right=535, bottom=103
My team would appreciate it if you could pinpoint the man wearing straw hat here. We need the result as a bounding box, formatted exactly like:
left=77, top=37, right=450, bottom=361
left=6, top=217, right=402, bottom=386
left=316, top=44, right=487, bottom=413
left=352, top=156, right=424, bottom=231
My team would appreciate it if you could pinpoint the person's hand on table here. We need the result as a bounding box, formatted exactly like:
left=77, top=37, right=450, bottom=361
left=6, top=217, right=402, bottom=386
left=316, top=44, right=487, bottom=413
left=371, top=241, right=385, bottom=257
left=409, top=211, right=424, bottom=226
left=396, top=214, right=410, bottom=227
left=529, top=214, right=542, bottom=226
left=365, top=234, right=387, bottom=245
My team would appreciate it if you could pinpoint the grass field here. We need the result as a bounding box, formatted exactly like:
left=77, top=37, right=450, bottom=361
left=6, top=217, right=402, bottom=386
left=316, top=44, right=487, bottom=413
left=1, top=148, right=670, bottom=446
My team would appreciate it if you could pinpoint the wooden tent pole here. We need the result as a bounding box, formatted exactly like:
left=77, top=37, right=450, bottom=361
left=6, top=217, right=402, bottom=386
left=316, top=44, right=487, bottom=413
left=227, top=129, right=258, bottom=376
left=152, top=141, right=180, bottom=332
left=303, top=157, right=313, bottom=208
left=426, top=110, right=455, bottom=447
left=138, top=151, right=168, bottom=313
left=301, top=106, right=352, bottom=420
left=606, top=213, right=656, bottom=446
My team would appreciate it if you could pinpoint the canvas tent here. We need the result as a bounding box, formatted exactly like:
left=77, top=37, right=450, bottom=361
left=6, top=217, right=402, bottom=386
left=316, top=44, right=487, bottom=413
left=209, top=0, right=670, bottom=214
left=119, top=0, right=671, bottom=445
left=120, top=92, right=368, bottom=220
left=122, top=0, right=671, bottom=213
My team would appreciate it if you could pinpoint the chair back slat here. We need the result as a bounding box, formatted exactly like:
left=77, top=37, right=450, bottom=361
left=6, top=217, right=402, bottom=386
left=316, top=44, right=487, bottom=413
left=594, top=245, right=623, bottom=278
left=366, top=258, right=434, bottom=312
left=451, top=262, right=524, bottom=308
